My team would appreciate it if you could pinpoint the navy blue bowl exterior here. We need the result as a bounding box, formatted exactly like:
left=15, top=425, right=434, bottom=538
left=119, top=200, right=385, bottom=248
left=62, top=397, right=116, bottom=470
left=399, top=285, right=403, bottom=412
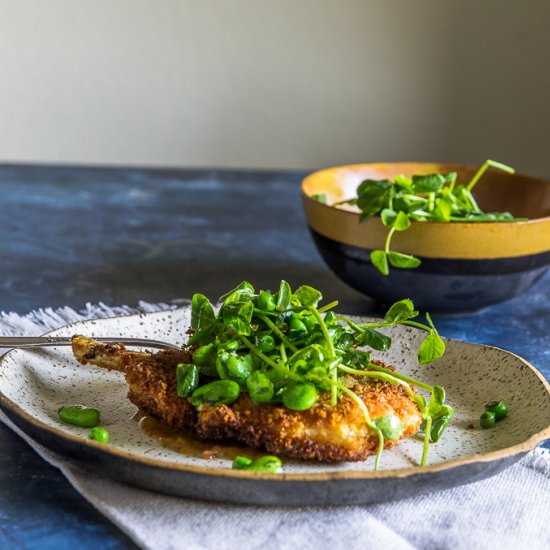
left=310, top=229, right=550, bottom=313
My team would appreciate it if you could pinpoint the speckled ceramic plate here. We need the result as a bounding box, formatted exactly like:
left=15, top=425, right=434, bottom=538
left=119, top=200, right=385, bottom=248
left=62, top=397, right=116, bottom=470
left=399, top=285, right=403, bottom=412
left=1, top=307, right=549, bottom=505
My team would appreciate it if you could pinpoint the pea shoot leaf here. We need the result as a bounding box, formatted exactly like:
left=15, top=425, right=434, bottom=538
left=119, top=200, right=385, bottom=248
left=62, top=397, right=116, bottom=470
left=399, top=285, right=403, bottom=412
left=191, top=294, right=216, bottom=331
left=356, top=179, right=391, bottom=220
left=380, top=208, right=397, bottom=228
left=392, top=211, right=411, bottom=231
left=394, top=174, right=412, bottom=189
left=224, top=301, right=254, bottom=336
left=394, top=195, right=427, bottom=213
left=370, top=250, right=389, bottom=276
left=219, top=281, right=255, bottom=303
left=192, top=342, right=217, bottom=367
left=295, top=285, right=323, bottom=307
left=418, top=332, right=446, bottom=364
left=384, top=299, right=418, bottom=323
left=433, top=197, right=452, bottom=221
left=443, top=172, right=457, bottom=186
left=388, top=251, right=421, bottom=269
left=343, top=348, right=371, bottom=368
left=356, top=327, right=392, bottom=351
left=412, top=173, right=446, bottom=193
left=427, top=386, right=446, bottom=416
left=188, top=325, right=216, bottom=346
left=276, top=280, right=292, bottom=311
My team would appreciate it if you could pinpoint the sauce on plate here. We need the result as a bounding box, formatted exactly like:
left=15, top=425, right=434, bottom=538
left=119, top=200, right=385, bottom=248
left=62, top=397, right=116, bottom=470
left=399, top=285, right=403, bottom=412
left=133, top=409, right=265, bottom=460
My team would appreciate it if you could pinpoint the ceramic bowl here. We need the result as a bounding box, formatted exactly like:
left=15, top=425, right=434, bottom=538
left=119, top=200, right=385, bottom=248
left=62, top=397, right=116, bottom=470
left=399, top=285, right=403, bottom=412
left=302, top=163, right=550, bottom=313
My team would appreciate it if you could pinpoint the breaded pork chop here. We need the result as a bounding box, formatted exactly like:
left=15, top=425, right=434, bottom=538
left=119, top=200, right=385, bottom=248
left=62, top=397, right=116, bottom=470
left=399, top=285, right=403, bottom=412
left=72, top=335, right=422, bottom=462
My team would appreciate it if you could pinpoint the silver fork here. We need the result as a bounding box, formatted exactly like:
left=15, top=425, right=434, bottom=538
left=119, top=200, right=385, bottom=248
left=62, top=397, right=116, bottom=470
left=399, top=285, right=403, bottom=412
left=0, top=336, right=180, bottom=351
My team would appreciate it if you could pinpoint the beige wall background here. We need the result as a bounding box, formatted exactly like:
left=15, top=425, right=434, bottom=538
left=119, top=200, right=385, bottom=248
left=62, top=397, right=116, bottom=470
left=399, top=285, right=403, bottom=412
left=0, top=0, right=549, bottom=174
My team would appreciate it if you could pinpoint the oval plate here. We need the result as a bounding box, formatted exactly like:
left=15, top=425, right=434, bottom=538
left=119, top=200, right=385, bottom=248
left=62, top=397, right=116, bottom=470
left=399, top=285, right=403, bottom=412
left=1, top=307, right=549, bottom=505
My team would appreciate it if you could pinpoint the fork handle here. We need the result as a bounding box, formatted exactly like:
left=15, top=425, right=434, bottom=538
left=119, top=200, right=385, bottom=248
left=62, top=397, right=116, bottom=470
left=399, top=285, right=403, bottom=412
left=0, top=336, right=178, bottom=351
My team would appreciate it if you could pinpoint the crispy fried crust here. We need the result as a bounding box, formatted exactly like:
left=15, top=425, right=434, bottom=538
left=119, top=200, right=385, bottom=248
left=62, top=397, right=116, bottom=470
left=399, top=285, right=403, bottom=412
left=125, top=348, right=197, bottom=432
left=71, top=335, right=422, bottom=462
left=196, top=378, right=421, bottom=461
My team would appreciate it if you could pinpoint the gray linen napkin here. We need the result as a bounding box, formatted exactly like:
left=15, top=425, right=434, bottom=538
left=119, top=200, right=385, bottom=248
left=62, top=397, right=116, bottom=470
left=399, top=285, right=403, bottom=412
left=2, top=303, right=550, bottom=550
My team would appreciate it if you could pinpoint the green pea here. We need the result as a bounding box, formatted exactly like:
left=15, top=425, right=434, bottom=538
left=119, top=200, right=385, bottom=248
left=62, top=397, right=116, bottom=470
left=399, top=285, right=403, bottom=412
left=257, top=291, right=276, bottom=312
left=232, top=456, right=253, bottom=469
left=247, top=371, right=274, bottom=404
left=232, top=455, right=282, bottom=473
left=248, top=455, right=282, bottom=473
left=256, top=334, right=276, bottom=353
left=192, top=343, right=216, bottom=366
left=264, top=367, right=289, bottom=390
left=176, top=363, right=199, bottom=398
left=217, top=352, right=255, bottom=382
left=230, top=354, right=255, bottom=380
left=58, top=405, right=100, bottom=428
left=89, top=426, right=109, bottom=444
left=480, top=411, right=496, bottom=429
left=281, top=382, right=318, bottom=411
left=485, top=400, right=508, bottom=421
left=288, top=318, right=308, bottom=339
left=222, top=339, right=240, bottom=351
left=225, top=355, right=244, bottom=378
left=289, top=313, right=304, bottom=323
left=374, top=414, right=404, bottom=441
left=301, top=313, right=318, bottom=331
left=189, top=380, right=241, bottom=407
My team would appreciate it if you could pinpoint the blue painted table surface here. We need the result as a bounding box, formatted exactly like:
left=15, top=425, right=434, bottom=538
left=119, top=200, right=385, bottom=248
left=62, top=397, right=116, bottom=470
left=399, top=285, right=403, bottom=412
left=0, top=164, right=548, bottom=549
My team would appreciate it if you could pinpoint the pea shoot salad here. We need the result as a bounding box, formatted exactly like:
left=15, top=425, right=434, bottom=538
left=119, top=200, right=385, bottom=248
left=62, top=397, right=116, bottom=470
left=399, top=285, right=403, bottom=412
left=179, top=280, right=453, bottom=470
left=313, top=159, right=526, bottom=275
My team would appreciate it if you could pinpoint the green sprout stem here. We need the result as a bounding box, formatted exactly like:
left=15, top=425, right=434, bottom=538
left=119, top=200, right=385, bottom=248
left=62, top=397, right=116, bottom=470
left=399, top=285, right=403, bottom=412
left=309, top=307, right=336, bottom=359
left=425, top=312, right=436, bottom=331
left=421, top=417, right=433, bottom=466
left=309, top=306, right=338, bottom=405
left=339, top=384, right=384, bottom=470
left=428, top=192, right=435, bottom=211
left=466, top=159, right=515, bottom=192
left=335, top=316, right=363, bottom=333
left=360, top=318, right=433, bottom=337
left=384, top=227, right=396, bottom=254
left=465, top=189, right=481, bottom=213
left=331, top=363, right=339, bottom=406
left=279, top=343, right=288, bottom=363
left=318, top=300, right=339, bottom=313
left=366, top=363, right=433, bottom=393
